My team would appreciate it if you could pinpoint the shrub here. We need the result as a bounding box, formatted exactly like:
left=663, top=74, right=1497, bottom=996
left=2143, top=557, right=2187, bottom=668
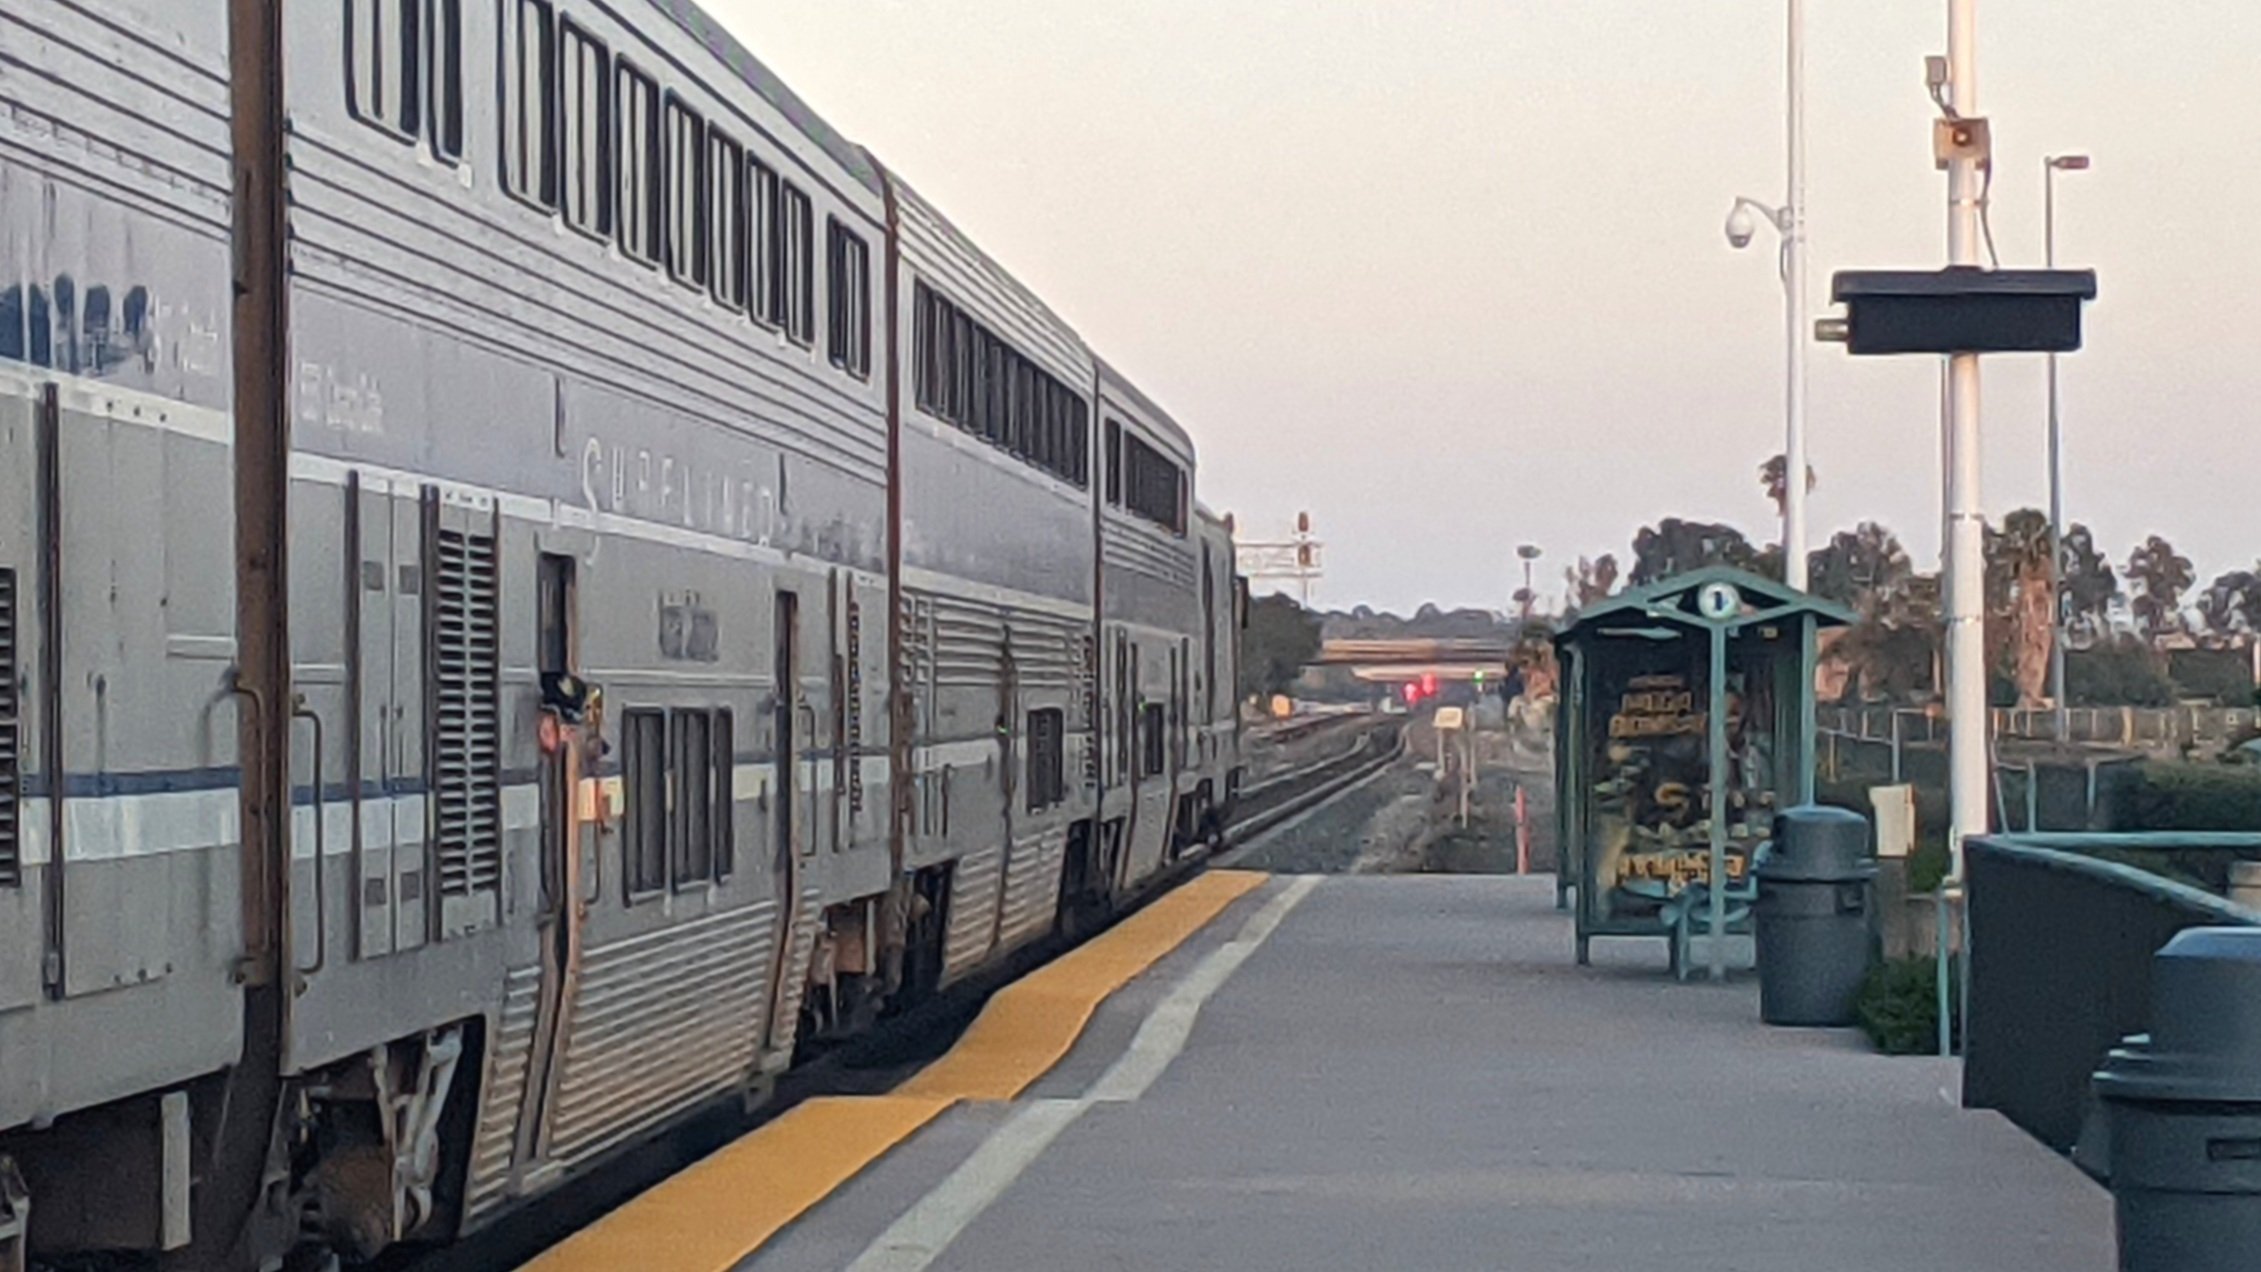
left=2066, top=640, right=2176, bottom=707
left=1857, top=956, right=1959, bottom=1056
left=2168, top=648, right=2257, bottom=707
left=2120, top=761, right=2261, bottom=832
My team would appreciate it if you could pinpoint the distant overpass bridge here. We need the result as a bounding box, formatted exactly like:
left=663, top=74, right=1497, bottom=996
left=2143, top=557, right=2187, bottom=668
left=1314, top=638, right=1515, bottom=684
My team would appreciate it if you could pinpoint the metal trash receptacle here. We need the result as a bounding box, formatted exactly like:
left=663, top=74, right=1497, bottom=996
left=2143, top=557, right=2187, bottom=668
left=1753, top=806, right=1876, bottom=1027
left=2094, top=927, right=2261, bottom=1272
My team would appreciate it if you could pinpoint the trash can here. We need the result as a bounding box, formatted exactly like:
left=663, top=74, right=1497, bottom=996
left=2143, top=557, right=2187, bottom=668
left=2093, top=927, right=2261, bottom=1272
left=1752, top=806, right=1876, bottom=1026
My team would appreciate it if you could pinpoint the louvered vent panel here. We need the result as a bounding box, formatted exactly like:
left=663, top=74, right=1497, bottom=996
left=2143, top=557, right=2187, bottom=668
left=431, top=525, right=502, bottom=899
left=0, top=567, right=18, bottom=886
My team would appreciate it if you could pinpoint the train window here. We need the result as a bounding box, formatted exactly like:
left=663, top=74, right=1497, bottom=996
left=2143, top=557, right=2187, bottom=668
left=1027, top=708, right=1065, bottom=812
left=672, top=710, right=714, bottom=885
left=778, top=183, right=815, bottom=345
left=428, top=0, right=464, bottom=161
left=559, top=20, right=612, bottom=238
left=1140, top=702, right=1167, bottom=778
left=348, top=0, right=423, bottom=142
left=709, top=130, right=748, bottom=311
left=615, top=62, right=662, bottom=267
left=0, top=566, right=17, bottom=887
left=1104, top=419, right=1123, bottom=506
left=978, top=334, right=1003, bottom=444
left=1014, top=363, right=1035, bottom=462
left=913, top=283, right=937, bottom=409
left=950, top=311, right=973, bottom=424
left=749, top=158, right=781, bottom=327
left=1124, top=431, right=1187, bottom=535
left=712, top=709, right=736, bottom=879
left=1072, top=397, right=1091, bottom=485
left=623, top=708, right=668, bottom=897
left=537, top=553, right=574, bottom=677
left=663, top=97, right=708, bottom=290
left=826, top=220, right=871, bottom=378
left=499, top=0, right=555, bottom=206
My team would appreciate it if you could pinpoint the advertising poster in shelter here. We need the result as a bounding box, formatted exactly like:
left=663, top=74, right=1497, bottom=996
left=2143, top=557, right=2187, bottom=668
left=1583, top=651, right=1778, bottom=927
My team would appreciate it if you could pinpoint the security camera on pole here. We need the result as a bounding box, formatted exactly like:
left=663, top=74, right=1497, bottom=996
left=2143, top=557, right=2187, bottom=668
left=1721, top=0, right=1810, bottom=590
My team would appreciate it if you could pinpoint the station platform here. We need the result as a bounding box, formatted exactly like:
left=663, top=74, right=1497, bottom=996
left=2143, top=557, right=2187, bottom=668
left=529, top=873, right=2114, bottom=1272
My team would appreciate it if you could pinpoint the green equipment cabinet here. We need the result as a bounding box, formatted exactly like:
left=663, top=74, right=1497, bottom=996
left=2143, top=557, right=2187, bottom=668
left=1553, top=568, right=1852, bottom=979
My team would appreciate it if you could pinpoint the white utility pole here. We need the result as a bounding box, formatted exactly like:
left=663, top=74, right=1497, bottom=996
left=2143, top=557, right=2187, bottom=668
left=2044, top=154, right=2090, bottom=746
left=1724, top=0, right=1812, bottom=590
left=1783, top=0, right=1810, bottom=591
left=1943, top=0, right=1989, bottom=873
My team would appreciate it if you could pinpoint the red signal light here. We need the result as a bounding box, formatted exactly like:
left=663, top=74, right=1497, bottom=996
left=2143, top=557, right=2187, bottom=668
left=1402, top=682, right=1421, bottom=705
left=1421, top=673, right=1438, bottom=698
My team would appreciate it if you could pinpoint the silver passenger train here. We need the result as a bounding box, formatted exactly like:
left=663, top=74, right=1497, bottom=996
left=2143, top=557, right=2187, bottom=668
left=0, top=2, right=1244, bottom=1265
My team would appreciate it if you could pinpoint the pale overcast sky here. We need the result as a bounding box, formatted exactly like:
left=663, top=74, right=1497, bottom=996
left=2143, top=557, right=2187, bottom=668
left=716, top=0, right=2261, bottom=614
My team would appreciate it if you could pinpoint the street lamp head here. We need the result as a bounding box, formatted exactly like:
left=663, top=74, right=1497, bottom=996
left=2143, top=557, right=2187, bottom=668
left=2049, top=154, right=2092, bottom=171
left=1724, top=202, right=1758, bottom=250
left=1517, top=544, right=1542, bottom=562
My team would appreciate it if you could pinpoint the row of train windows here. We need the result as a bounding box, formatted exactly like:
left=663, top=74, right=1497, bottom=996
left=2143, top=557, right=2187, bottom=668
left=1021, top=702, right=1160, bottom=813
left=620, top=707, right=735, bottom=896
left=1102, top=419, right=1189, bottom=537
left=347, top=0, right=871, bottom=379
left=912, top=283, right=1090, bottom=489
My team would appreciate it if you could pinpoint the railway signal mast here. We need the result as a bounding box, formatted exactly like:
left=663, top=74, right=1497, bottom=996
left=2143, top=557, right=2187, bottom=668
left=1237, top=512, right=1324, bottom=608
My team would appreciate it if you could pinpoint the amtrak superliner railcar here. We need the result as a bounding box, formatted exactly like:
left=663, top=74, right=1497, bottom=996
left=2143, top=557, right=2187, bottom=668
left=0, top=1, right=1243, bottom=1266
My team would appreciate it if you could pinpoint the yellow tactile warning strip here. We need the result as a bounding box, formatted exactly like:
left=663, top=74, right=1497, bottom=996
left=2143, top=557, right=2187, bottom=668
left=518, top=869, right=1271, bottom=1272
left=898, top=869, right=1269, bottom=1101
left=518, top=1096, right=953, bottom=1272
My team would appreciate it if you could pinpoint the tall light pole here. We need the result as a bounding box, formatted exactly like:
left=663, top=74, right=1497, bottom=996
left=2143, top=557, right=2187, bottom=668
left=1723, top=0, right=1810, bottom=591
left=1516, top=544, right=1542, bottom=623
left=1942, top=0, right=1988, bottom=870
left=2044, top=154, right=2090, bottom=745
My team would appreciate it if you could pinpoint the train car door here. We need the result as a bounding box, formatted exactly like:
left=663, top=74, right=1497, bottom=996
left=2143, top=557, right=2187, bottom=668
left=762, top=591, right=803, bottom=1056
left=987, top=631, right=1018, bottom=952
left=510, top=554, right=586, bottom=1171
left=0, top=387, right=42, bottom=1014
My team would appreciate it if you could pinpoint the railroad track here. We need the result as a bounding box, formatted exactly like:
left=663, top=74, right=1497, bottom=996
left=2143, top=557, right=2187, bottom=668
left=1227, top=717, right=1406, bottom=847
left=393, top=720, right=1406, bottom=1272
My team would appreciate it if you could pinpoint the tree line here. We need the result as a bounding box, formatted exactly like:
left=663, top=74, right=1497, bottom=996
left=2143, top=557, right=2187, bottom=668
left=1557, top=456, right=2260, bottom=708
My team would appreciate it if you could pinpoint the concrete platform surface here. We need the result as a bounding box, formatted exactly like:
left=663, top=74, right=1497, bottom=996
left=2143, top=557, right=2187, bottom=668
left=751, top=875, right=2114, bottom=1272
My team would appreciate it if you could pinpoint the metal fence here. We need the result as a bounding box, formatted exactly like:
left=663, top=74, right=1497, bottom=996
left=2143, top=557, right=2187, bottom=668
left=1963, top=834, right=2261, bottom=1171
left=1820, top=704, right=2259, bottom=754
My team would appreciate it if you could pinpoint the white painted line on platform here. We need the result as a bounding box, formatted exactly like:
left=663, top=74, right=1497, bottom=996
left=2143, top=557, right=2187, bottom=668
left=841, top=876, right=1321, bottom=1272
left=837, top=1099, right=1084, bottom=1272
left=1087, top=876, right=1321, bottom=1103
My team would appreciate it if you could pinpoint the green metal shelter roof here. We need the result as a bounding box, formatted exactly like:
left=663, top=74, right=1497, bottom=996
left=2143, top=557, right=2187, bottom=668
left=1554, top=566, right=1855, bottom=645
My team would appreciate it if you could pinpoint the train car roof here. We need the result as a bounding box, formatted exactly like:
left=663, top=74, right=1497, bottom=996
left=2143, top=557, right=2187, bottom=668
left=1095, top=358, right=1196, bottom=457
left=885, top=166, right=1096, bottom=387
left=657, top=1, right=883, bottom=195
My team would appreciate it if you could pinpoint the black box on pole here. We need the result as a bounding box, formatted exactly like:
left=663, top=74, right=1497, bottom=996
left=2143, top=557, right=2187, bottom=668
left=1830, top=267, right=2098, bottom=355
